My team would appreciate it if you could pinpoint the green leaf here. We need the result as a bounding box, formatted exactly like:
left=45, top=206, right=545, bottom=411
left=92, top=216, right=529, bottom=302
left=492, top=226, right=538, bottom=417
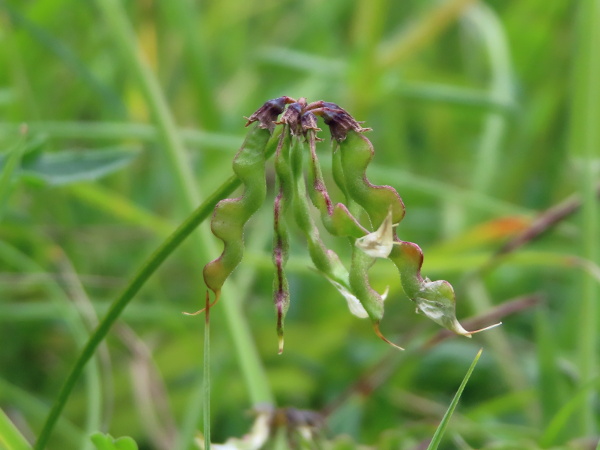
left=427, top=349, right=483, bottom=450
left=0, top=407, right=31, bottom=450
left=90, top=432, right=138, bottom=450
left=20, top=147, right=139, bottom=186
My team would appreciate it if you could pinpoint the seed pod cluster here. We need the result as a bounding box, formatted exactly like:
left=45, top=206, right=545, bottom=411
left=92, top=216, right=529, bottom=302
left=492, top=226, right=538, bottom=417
left=198, top=97, right=496, bottom=352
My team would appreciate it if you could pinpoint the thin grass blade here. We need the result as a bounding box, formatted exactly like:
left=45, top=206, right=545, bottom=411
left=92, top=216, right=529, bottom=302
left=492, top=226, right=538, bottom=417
left=427, top=348, right=483, bottom=450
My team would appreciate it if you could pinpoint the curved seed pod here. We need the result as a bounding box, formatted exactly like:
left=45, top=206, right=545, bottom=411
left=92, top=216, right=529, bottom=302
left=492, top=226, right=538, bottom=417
left=202, top=121, right=274, bottom=306
left=351, top=191, right=497, bottom=337
left=272, top=130, right=293, bottom=354
left=331, top=141, right=350, bottom=201
left=338, top=130, right=405, bottom=227
left=324, top=127, right=404, bottom=347
left=335, top=126, right=481, bottom=336
left=288, top=134, right=353, bottom=295
left=387, top=242, right=473, bottom=336
left=349, top=245, right=403, bottom=349
left=303, top=115, right=367, bottom=239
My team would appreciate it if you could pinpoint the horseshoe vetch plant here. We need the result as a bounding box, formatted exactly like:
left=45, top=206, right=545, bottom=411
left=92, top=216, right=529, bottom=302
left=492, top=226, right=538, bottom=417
left=197, top=97, right=499, bottom=352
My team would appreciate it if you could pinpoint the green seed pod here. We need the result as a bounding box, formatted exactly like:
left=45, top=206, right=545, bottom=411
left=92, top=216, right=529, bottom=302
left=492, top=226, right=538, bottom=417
left=334, top=126, right=477, bottom=336
left=338, top=130, right=405, bottom=228
left=323, top=126, right=404, bottom=346
left=388, top=242, right=473, bottom=336
left=202, top=107, right=281, bottom=304
left=288, top=133, right=349, bottom=287
left=278, top=106, right=371, bottom=325
left=303, top=115, right=367, bottom=239
left=201, top=97, right=292, bottom=306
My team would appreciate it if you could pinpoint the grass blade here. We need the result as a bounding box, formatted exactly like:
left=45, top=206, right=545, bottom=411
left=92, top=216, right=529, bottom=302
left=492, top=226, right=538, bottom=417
left=569, top=0, right=600, bottom=434
left=539, top=376, right=600, bottom=447
left=0, top=408, right=31, bottom=450
left=427, top=348, right=483, bottom=450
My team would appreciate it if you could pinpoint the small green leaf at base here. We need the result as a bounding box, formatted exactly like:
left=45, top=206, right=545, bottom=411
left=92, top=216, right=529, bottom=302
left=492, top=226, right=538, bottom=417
left=90, top=432, right=138, bottom=450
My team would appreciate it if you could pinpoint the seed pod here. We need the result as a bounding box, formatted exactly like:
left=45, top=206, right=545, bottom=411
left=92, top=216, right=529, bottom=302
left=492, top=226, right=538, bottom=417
left=288, top=134, right=349, bottom=288
left=387, top=242, right=473, bottom=336
left=315, top=128, right=401, bottom=346
left=272, top=130, right=293, bottom=353
left=338, top=130, right=405, bottom=228
left=202, top=120, right=273, bottom=305
left=303, top=117, right=367, bottom=239
left=348, top=244, right=403, bottom=348
left=273, top=192, right=290, bottom=354
left=335, top=128, right=477, bottom=336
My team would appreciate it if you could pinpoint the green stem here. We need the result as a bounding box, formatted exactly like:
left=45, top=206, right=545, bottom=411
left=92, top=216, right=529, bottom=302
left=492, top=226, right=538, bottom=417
left=570, top=0, right=600, bottom=435
left=204, top=295, right=211, bottom=450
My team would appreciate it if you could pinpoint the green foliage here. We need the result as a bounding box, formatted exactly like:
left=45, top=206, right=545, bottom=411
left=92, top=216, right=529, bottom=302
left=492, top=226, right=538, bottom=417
left=89, top=432, right=137, bottom=450
left=1, top=0, right=599, bottom=449
left=0, top=407, right=31, bottom=450
left=427, top=348, right=482, bottom=450
left=16, top=147, right=139, bottom=186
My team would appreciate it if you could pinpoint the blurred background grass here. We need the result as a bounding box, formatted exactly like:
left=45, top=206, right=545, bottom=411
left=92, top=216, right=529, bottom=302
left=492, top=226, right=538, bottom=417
left=0, top=0, right=599, bottom=449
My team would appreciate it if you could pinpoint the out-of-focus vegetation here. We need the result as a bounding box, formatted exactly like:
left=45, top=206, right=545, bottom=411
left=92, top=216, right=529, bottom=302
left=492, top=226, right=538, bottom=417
left=0, top=0, right=599, bottom=448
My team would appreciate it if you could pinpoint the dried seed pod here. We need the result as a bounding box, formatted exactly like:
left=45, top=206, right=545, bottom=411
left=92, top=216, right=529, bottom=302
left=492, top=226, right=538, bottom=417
left=273, top=192, right=290, bottom=354
left=272, top=130, right=293, bottom=354
left=307, top=102, right=371, bottom=142
left=245, top=96, right=295, bottom=132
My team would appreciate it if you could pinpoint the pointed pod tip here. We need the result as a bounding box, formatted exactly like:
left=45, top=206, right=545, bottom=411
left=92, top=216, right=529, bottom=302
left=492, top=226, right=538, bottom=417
left=278, top=335, right=285, bottom=355
left=373, top=322, right=404, bottom=351
left=182, top=290, right=221, bottom=316
left=468, top=322, right=503, bottom=335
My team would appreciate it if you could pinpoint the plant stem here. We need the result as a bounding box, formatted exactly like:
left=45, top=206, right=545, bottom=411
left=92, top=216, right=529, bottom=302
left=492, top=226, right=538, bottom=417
left=570, top=0, right=600, bottom=435
left=204, top=294, right=211, bottom=450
